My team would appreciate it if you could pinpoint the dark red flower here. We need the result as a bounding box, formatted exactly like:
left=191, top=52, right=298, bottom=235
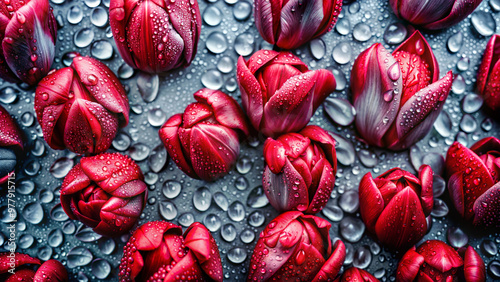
left=396, top=240, right=485, bottom=282
left=159, top=88, right=249, bottom=181
left=0, top=104, right=24, bottom=185
left=359, top=165, right=433, bottom=251
left=254, top=0, right=342, bottom=49
left=477, top=34, right=500, bottom=113
left=118, top=221, right=223, bottom=282
left=247, top=211, right=346, bottom=281
left=0, top=0, right=57, bottom=85
left=336, top=267, right=379, bottom=282
left=34, top=55, right=129, bottom=155
left=0, top=253, right=68, bottom=281
left=351, top=31, right=453, bottom=150
left=263, top=125, right=337, bottom=214
left=237, top=50, right=336, bottom=138
left=60, top=152, right=147, bottom=237
left=446, top=137, right=500, bottom=228
left=109, top=0, right=201, bottom=73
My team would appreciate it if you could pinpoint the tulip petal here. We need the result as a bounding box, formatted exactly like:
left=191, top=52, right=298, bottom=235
left=301, top=215, right=332, bottom=255
left=0, top=253, right=40, bottom=274
left=307, top=159, right=334, bottom=214
left=394, top=32, right=438, bottom=81
left=425, top=0, right=483, bottom=30
left=277, top=133, right=310, bottom=159
left=133, top=221, right=181, bottom=251
left=169, top=0, right=201, bottom=64
left=277, top=0, right=323, bottom=49
left=463, top=246, right=486, bottom=282
left=0, top=13, right=19, bottom=83
left=271, top=51, right=309, bottom=71
left=254, top=0, right=280, bottom=45
left=300, top=125, right=337, bottom=169
left=237, top=56, right=264, bottom=130
left=359, top=173, right=385, bottom=233
left=263, top=137, right=287, bottom=173
left=0, top=104, right=24, bottom=150
left=470, top=136, right=500, bottom=156
left=246, top=50, right=282, bottom=74
left=312, top=240, right=345, bottom=282
left=477, top=35, right=500, bottom=96
left=164, top=252, right=204, bottom=282
left=259, top=211, right=303, bottom=246
left=417, top=240, right=463, bottom=273
left=396, top=247, right=425, bottom=282
left=60, top=164, right=91, bottom=195
left=6, top=269, right=36, bottom=281
left=34, top=259, right=68, bottom=282
left=473, top=182, right=500, bottom=228
left=418, top=165, right=434, bottom=216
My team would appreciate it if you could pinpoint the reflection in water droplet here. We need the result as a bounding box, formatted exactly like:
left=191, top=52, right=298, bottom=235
left=193, top=187, right=212, bottom=212
left=240, top=229, right=255, bottom=244
left=112, top=133, right=131, bottom=151
left=236, top=157, right=252, bottom=174
left=228, top=201, right=245, bottom=222
left=447, top=32, right=463, bottom=53
left=471, top=11, right=496, bottom=36
left=90, top=7, right=108, bottom=27
left=353, top=245, right=372, bottom=269
left=451, top=74, right=466, bottom=95
left=137, top=72, right=159, bottom=102
left=234, top=33, right=254, bottom=56
left=91, top=40, right=114, bottom=60
left=203, top=6, right=222, bottom=26
left=147, top=108, right=167, bottom=127
left=22, top=202, right=43, bottom=224
left=67, top=5, right=83, bottom=24
left=203, top=213, right=221, bottom=232
left=227, top=247, right=247, bottom=264
left=74, top=28, right=95, bottom=48
left=206, top=32, right=228, bottom=54
left=460, top=114, right=477, bottom=133
left=384, top=22, right=407, bottom=44
left=462, top=93, right=483, bottom=113
left=233, top=1, right=252, bottom=20
left=248, top=210, right=265, bottom=227
left=340, top=216, right=365, bottom=243
left=163, top=180, right=182, bottom=199
left=481, top=239, right=498, bottom=256
left=332, top=42, right=352, bottom=65
left=221, top=223, right=237, bottom=242
left=353, top=23, right=371, bottom=42
left=0, top=86, right=19, bottom=104
left=323, top=98, right=356, bottom=126
left=201, top=69, right=223, bottom=90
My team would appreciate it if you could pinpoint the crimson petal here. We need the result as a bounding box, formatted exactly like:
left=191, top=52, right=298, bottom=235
left=34, top=259, right=68, bottom=282
left=473, top=182, right=500, bottom=228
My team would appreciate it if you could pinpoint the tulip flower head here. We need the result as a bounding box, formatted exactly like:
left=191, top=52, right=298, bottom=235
left=0, top=104, right=24, bottom=185
left=0, top=253, right=68, bottom=281
left=337, top=267, right=379, bottom=282
left=477, top=34, right=500, bottom=114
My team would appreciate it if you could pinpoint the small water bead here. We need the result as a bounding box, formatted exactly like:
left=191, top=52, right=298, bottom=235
left=434, top=111, right=453, bottom=138
left=234, top=33, right=254, bottom=56
left=67, top=247, right=93, bottom=268
left=206, top=32, right=228, bottom=54
left=433, top=175, right=446, bottom=197
left=460, top=114, right=477, bottom=133
left=137, top=72, right=159, bottom=102
left=228, top=201, right=245, bottom=222
left=335, top=18, right=350, bottom=35
left=353, top=23, right=371, bottom=42
left=247, top=186, right=269, bottom=208
left=221, top=223, right=237, bottom=242
left=39, top=189, right=54, bottom=203
left=421, top=153, right=445, bottom=176
left=462, top=93, right=483, bottom=113
left=248, top=210, right=265, bottom=227
left=447, top=32, right=463, bottom=53
left=48, top=229, right=64, bottom=247
left=118, top=63, right=135, bottom=79
left=322, top=202, right=344, bottom=222
left=203, top=6, right=222, bottom=26
left=62, top=221, right=76, bottom=235
left=339, top=190, right=359, bottom=213
left=90, top=7, right=108, bottom=27
left=236, top=156, right=252, bottom=174
left=75, top=226, right=102, bottom=242
left=217, top=56, right=234, bottom=74
left=112, top=133, right=131, bottom=151
left=456, top=131, right=468, bottom=146
left=92, top=259, right=111, bottom=279
left=50, top=204, right=69, bottom=221
left=24, top=160, right=40, bottom=176
left=481, top=118, right=493, bottom=132
left=84, top=0, right=100, bottom=7
left=50, top=157, right=73, bottom=179
left=98, top=238, right=115, bottom=255
left=457, top=57, right=470, bottom=71
left=332, top=42, right=352, bottom=65
left=17, top=180, right=35, bottom=195
left=20, top=112, right=34, bottom=127
left=329, top=132, right=355, bottom=166
left=353, top=246, right=372, bottom=269
left=178, top=213, right=195, bottom=227
left=233, top=1, right=252, bottom=20
left=358, top=149, right=378, bottom=168
left=91, top=40, right=113, bottom=60
left=129, top=143, right=150, bottom=161
left=240, top=229, right=255, bottom=244
left=383, top=22, right=407, bottom=44
left=38, top=246, right=53, bottom=261
left=204, top=213, right=222, bottom=232
left=323, top=98, right=356, bottom=126
left=201, top=69, right=223, bottom=90
left=74, top=28, right=95, bottom=48
left=227, top=247, right=247, bottom=264
left=481, top=239, right=498, bottom=256
left=447, top=226, right=468, bottom=248
left=471, top=11, right=496, bottom=36
left=451, top=74, right=466, bottom=95
left=491, top=0, right=500, bottom=11
left=159, top=200, right=177, bottom=220
left=22, top=202, right=43, bottom=224
left=431, top=198, right=449, bottom=217
left=147, top=108, right=167, bottom=127
left=309, top=39, right=326, bottom=60
left=193, top=187, right=212, bottom=212
left=18, top=234, right=34, bottom=249
left=340, top=216, right=365, bottom=243
left=0, top=86, right=19, bottom=104
left=163, top=180, right=182, bottom=199
left=67, top=5, right=83, bottom=24
left=213, top=192, right=229, bottom=211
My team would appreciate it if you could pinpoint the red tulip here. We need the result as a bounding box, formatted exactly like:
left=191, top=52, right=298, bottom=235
left=159, top=88, right=249, bottom=181
left=389, top=0, right=482, bottom=30
left=254, top=0, right=342, bottom=49
left=351, top=31, right=452, bottom=150
left=247, top=211, right=346, bottom=282
left=60, top=152, right=147, bottom=237
left=109, top=0, right=201, bottom=73
left=35, top=55, right=129, bottom=155
left=446, top=137, right=500, bottom=228
left=477, top=34, right=500, bottom=113
left=0, top=104, right=24, bottom=184
left=263, top=125, right=337, bottom=214
left=336, top=267, right=379, bottom=282
left=0, top=0, right=57, bottom=85
left=118, top=221, right=223, bottom=282
left=237, top=50, right=336, bottom=138
left=359, top=165, right=433, bottom=251
left=396, top=240, right=485, bottom=282
left=0, top=253, right=68, bottom=281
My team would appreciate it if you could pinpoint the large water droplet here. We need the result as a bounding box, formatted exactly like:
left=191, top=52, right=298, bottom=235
left=67, top=5, right=83, bottom=24
left=201, top=69, right=223, bottom=90
left=339, top=190, right=359, bottom=213
left=159, top=200, right=177, bottom=220
left=18, top=180, right=35, bottom=195
left=309, top=39, right=326, bottom=60
left=383, top=22, right=407, bottom=44
left=0, top=86, right=19, bottom=104
left=98, top=237, right=116, bottom=255
left=422, top=153, right=445, bottom=176
left=67, top=247, right=93, bottom=268
left=236, top=156, right=253, bottom=174
left=50, top=204, right=69, bottom=221
left=481, top=239, right=498, bottom=256
left=50, top=157, right=74, bottom=179
left=18, top=234, right=34, bottom=249
left=234, top=33, right=254, bottom=56
left=451, top=74, right=466, bottom=95
left=227, top=247, right=247, bottom=264
left=84, top=0, right=100, bottom=7
left=323, top=97, right=356, bottom=126
left=462, top=93, right=483, bottom=113
left=332, top=42, right=352, bottom=65
left=163, top=180, right=182, bottom=199
left=75, top=225, right=102, bottom=242
left=434, top=111, right=453, bottom=138
left=447, top=32, right=463, bottom=53
left=74, top=28, right=95, bottom=48
left=90, top=7, right=108, bottom=27
left=358, top=149, right=378, bottom=168
left=471, top=11, right=496, bottom=36
left=178, top=213, right=194, bottom=227
left=457, top=57, right=470, bottom=71
left=233, top=1, right=252, bottom=20
left=433, top=175, right=446, bottom=197
left=112, top=133, right=131, bottom=151
left=329, top=132, right=355, bottom=166
left=460, top=114, right=477, bottom=133
left=353, top=23, right=371, bottom=42
left=217, top=56, right=234, bottom=74
left=221, top=223, right=237, bottom=242
left=353, top=245, right=372, bottom=269
left=203, top=6, right=222, bottom=26
left=148, top=144, right=167, bottom=173
left=206, top=32, right=228, bottom=54
left=203, top=213, right=221, bottom=232
left=431, top=198, right=449, bottom=217
left=340, top=216, right=365, bottom=243
left=91, top=40, right=113, bottom=60
left=147, top=108, right=167, bottom=127
left=247, top=186, right=269, bottom=208
left=447, top=226, right=468, bottom=248
left=92, top=259, right=111, bottom=279
left=335, top=18, right=350, bottom=35
left=22, top=202, right=43, bottom=224
left=240, top=229, right=255, bottom=244
left=193, top=187, right=212, bottom=211
left=48, top=229, right=64, bottom=247
left=322, top=201, right=344, bottom=222
left=129, top=143, right=150, bottom=161
left=228, top=201, right=245, bottom=222
left=137, top=72, right=159, bottom=103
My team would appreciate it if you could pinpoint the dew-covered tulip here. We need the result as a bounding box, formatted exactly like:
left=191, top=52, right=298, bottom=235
left=359, top=165, right=433, bottom=251
left=254, top=0, right=342, bottom=49
left=247, top=211, right=346, bottom=281
left=0, top=0, right=57, bottom=85
left=477, top=34, right=500, bottom=113
left=0, top=104, right=24, bottom=185
left=446, top=137, right=500, bottom=228
left=336, top=267, right=379, bottom=282
left=118, top=221, right=223, bottom=282
left=0, top=253, right=68, bottom=281
left=389, top=0, right=482, bottom=30
left=109, top=0, right=201, bottom=73
left=60, top=152, right=147, bottom=237
left=351, top=31, right=452, bottom=150
left=263, top=125, right=337, bottom=214
left=159, top=88, right=249, bottom=181
left=396, top=240, right=485, bottom=282
left=34, top=55, right=129, bottom=155
left=237, top=50, right=336, bottom=138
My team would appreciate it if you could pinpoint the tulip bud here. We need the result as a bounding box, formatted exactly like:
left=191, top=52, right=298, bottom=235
left=119, top=221, right=223, bottom=282
left=159, top=88, right=249, bottom=181
left=247, top=211, right=346, bottom=281
left=337, top=267, right=379, bottom=282
left=477, top=34, right=500, bottom=114
left=35, top=55, right=129, bottom=155
left=396, top=240, right=485, bottom=282
left=263, top=125, right=337, bottom=214
left=0, top=104, right=25, bottom=185
left=109, top=0, right=201, bottom=73
left=389, top=0, right=482, bottom=30
left=359, top=165, right=433, bottom=251
left=254, top=0, right=342, bottom=49
left=0, top=0, right=57, bottom=85
left=0, top=253, right=68, bottom=281
left=446, top=137, right=500, bottom=228
left=351, top=31, right=452, bottom=150
left=237, top=50, right=336, bottom=138
left=60, top=152, right=147, bottom=237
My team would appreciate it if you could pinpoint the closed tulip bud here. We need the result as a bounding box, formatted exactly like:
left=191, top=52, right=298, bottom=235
left=397, top=240, right=485, bottom=282
left=254, top=0, right=342, bottom=49
left=477, top=34, right=500, bottom=114
left=0, top=104, right=24, bottom=185
left=109, top=0, right=201, bottom=73
left=0, top=0, right=57, bottom=85
left=159, top=88, right=249, bottom=181
left=0, top=253, right=68, bottom=281
left=34, top=55, right=129, bottom=155
left=351, top=31, right=452, bottom=150
left=237, top=50, right=336, bottom=138
left=263, top=125, right=337, bottom=214
left=359, top=165, right=433, bottom=251
left=337, top=267, right=379, bottom=282
left=446, top=137, right=500, bottom=228
left=60, top=153, right=147, bottom=237
left=389, top=0, right=482, bottom=30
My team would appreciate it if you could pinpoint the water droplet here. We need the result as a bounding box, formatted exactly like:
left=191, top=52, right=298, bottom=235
left=322, top=201, right=344, bottom=222
left=422, top=153, right=445, bottom=176
left=340, top=216, right=365, bottom=243
left=462, top=93, right=483, bottom=113
left=236, top=156, right=253, bottom=174
left=227, top=247, right=247, bottom=264
left=92, top=259, right=111, bottom=279
left=20, top=112, right=34, bottom=127
left=159, top=200, right=177, bottom=220
left=217, top=56, right=234, bottom=74
left=38, top=246, right=53, bottom=261
left=38, top=188, right=54, bottom=203
left=234, top=33, right=254, bottom=56
left=163, top=180, right=182, bottom=199
left=67, top=5, right=83, bottom=24
left=457, top=57, right=470, bottom=71
left=147, top=108, right=167, bottom=127
left=91, top=40, right=113, bottom=60
left=90, top=7, right=108, bottom=27
left=67, top=247, right=93, bottom=268
left=18, top=234, right=34, bottom=249
left=22, top=202, right=43, bottom=224
left=471, top=11, right=496, bottom=36
left=358, top=149, right=378, bottom=168
left=460, top=114, right=477, bottom=133
left=331, top=68, right=347, bottom=91
left=228, top=201, right=245, bottom=222
left=491, top=0, right=500, bottom=11
left=193, top=187, right=212, bottom=211
left=118, top=63, right=135, bottom=79
left=221, top=223, right=237, bottom=242
left=248, top=210, right=265, bottom=227
left=332, top=42, right=352, bottom=65
left=98, top=237, right=116, bottom=255
left=451, top=74, right=466, bottom=95
left=247, top=186, right=269, bottom=208
left=18, top=180, right=35, bottom=195
left=433, top=175, right=446, bottom=197
left=203, top=213, right=221, bottom=232
left=206, top=32, right=228, bottom=54
left=148, top=144, right=167, bottom=173
left=339, top=190, right=359, bottom=213
left=323, top=97, right=356, bottom=126
left=240, top=229, right=255, bottom=244
left=349, top=2, right=360, bottom=13
left=233, top=1, right=252, bottom=20
left=353, top=245, right=372, bottom=269
left=481, top=118, right=493, bottom=132
left=50, top=157, right=74, bottom=179
left=335, top=18, right=350, bottom=35
left=137, top=72, right=159, bottom=102
left=129, top=143, right=150, bottom=161
left=50, top=204, right=69, bottom=221
left=84, top=0, right=100, bottom=7
left=329, top=132, right=355, bottom=166
left=353, top=23, right=371, bottom=42
left=75, top=225, right=102, bottom=242
left=447, top=226, right=468, bottom=248
left=447, top=32, right=463, bottom=53
left=481, top=239, right=498, bottom=256
left=309, top=39, right=326, bottom=60
left=201, top=69, right=223, bottom=90
left=74, top=28, right=95, bottom=48
left=213, top=192, right=229, bottom=211
left=112, top=133, right=131, bottom=151
left=384, top=22, right=407, bottom=44
left=48, top=229, right=64, bottom=247
left=431, top=198, right=449, bottom=217
left=203, top=6, right=222, bottom=26
left=178, top=213, right=195, bottom=227
left=0, top=86, right=19, bottom=104
left=434, top=111, right=453, bottom=138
